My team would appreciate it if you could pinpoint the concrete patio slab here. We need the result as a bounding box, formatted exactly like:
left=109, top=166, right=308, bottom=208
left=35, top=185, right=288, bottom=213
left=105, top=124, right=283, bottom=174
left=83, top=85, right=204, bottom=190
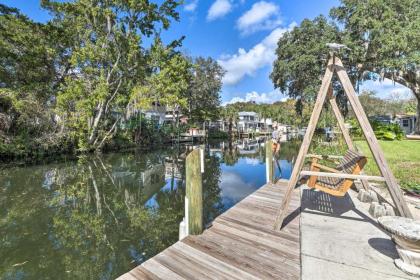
left=300, top=186, right=417, bottom=280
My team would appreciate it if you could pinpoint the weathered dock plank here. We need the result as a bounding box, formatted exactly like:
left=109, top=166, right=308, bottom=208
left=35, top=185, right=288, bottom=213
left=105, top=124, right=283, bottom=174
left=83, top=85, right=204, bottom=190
left=118, top=179, right=301, bottom=280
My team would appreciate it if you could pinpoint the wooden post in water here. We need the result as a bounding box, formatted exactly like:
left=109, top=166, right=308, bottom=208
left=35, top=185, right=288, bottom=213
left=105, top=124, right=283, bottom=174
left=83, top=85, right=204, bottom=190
left=200, top=145, right=205, bottom=174
left=186, top=148, right=203, bottom=235
left=266, top=140, right=274, bottom=184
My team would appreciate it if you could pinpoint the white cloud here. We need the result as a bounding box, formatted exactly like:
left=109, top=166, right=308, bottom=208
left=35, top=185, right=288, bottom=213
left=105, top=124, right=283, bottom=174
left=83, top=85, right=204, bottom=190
left=219, top=172, right=256, bottom=204
left=359, top=78, right=414, bottom=100
left=245, top=158, right=260, bottom=165
left=218, top=22, right=296, bottom=86
left=387, top=88, right=413, bottom=100
left=223, top=89, right=287, bottom=105
left=184, top=0, right=198, bottom=12
left=237, top=1, right=281, bottom=35
left=207, top=0, right=232, bottom=21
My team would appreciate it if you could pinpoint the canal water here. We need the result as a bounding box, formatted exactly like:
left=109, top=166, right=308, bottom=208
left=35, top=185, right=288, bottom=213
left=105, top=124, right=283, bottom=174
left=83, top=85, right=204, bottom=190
left=0, top=139, right=300, bottom=279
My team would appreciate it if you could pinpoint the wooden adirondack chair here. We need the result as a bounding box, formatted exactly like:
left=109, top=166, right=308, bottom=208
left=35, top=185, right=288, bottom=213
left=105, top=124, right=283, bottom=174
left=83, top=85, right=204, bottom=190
left=307, top=149, right=367, bottom=197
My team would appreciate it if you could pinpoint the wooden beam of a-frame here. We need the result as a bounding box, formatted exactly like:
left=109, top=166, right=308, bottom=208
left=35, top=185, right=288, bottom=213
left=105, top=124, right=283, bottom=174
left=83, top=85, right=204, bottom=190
left=327, top=86, right=354, bottom=150
left=273, top=57, right=335, bottom=230
left=300, top=171, right=386, bottom=182
left=334, top=57, right=412, bottom=218
left=328, top=86, right=369, bottom=191
left=355, top=147, right=371, bottom=191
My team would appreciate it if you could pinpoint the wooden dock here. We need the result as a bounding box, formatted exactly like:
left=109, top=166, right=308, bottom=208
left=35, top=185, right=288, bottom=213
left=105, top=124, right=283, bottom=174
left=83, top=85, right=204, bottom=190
left=118, top=179, right=301, bottom=280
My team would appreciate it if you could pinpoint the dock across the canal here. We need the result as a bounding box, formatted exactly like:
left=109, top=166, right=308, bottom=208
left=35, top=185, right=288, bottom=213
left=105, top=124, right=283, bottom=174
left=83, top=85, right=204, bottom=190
left=118, top=178, right=414, bottom=280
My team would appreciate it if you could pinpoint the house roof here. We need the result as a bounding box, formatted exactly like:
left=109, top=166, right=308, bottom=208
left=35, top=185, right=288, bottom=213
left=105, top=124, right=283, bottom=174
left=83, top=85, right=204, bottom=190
left=395, top=114, right=416, bottom=119
left=370, top=115, right=392, bottom=121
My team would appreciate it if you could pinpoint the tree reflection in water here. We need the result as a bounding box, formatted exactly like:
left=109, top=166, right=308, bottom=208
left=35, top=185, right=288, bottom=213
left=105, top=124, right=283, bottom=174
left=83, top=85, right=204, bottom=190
left=0, top=140, right=298, bottom=279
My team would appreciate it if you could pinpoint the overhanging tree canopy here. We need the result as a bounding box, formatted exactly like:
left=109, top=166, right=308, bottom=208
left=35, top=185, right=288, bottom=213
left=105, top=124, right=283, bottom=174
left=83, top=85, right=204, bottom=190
left=274, top=54, right=413, bottom=231
left=271, top=0, right=420, bottom=133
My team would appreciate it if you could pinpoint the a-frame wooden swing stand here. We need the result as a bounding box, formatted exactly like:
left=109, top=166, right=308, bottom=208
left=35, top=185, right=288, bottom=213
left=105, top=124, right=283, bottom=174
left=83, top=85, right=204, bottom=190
left=273, top=54, right=413, bottom=230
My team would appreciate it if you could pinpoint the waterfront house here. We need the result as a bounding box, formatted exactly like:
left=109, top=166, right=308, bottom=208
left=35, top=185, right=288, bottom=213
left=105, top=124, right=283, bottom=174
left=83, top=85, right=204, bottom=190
left=395, top=114, right=417, bottom=135
left=208, top=119, right=229, bottom=131
left=144, top=102, right=166, bottom=125
left=370, top=115, right=394, bottom=125
left=163, top=107, right=189, bottom=125
left=208, top=112, right=273, bottom=134
left=237, top=111, right=258, bottom=132
left=370, top=114, right=417, bottom=135
left=258, top=118, right=273, bottom=132
left=275, top=124, right=293, bottom=141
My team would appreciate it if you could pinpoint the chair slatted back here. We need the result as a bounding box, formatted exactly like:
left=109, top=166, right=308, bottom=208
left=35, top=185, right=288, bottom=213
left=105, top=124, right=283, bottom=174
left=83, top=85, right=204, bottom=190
left=308, top=149, right=368, bottom=196
left=335, top=149, right=367, bottom=194
left=336, top=150, right=366, bottom=174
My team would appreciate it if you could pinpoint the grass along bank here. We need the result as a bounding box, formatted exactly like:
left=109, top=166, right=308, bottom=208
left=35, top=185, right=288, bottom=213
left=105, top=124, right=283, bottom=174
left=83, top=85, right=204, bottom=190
left=355, top=140, right=420, bottom=191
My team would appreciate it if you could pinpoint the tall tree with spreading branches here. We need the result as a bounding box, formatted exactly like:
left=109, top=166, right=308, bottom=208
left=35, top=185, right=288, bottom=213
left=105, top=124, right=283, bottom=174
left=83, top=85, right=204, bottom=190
left=271, top=1, right=420, bottom=133
left=331, top=0, right=420, bottom=133
left=186, top=57, right=224, bottom=125
left=270, top=16, right=347, bottom=116
left=42, top=0, right=182, bottom=151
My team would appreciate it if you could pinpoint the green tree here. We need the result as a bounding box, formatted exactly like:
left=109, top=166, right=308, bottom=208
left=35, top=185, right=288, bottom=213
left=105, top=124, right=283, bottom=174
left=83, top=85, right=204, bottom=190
left=331, top=0, right=420, bottom=133
left=404, top=98, right=417, bottom=115
left=0, top=4, right=63, bottom=96
left=222, top=99, right=310, bottom=128
left=357, top=91, right=388, bottom=117
left=271, top=1, right=420, bottom=133
left=220, top=105, right=238, bottom=137
left=270, top=16, right=342, bottom=114
left=186, top=57, right=224, bottom=125
left=131, top=39, right=192, bottom=132
left=42, top=0, right=182, bottom=151
left=0, top=4, right=70, bottom=157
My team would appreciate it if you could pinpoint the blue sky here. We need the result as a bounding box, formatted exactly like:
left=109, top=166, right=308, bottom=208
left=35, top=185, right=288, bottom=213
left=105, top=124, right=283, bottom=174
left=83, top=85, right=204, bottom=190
left=4, top=0, right=413, bottom=104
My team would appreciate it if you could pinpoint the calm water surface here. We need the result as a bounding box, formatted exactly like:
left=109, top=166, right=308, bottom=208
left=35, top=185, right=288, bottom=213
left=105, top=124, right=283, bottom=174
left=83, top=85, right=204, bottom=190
left=0, top=139, right=299, bottom=279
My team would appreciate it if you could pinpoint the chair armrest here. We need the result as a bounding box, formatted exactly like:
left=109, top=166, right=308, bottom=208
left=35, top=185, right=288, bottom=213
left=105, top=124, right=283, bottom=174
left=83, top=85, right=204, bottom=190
left=306, top=154, right=342, bottom=161
left=306, top=154, right=323, bottom=160
left=311, top=163, right=340, bottom=173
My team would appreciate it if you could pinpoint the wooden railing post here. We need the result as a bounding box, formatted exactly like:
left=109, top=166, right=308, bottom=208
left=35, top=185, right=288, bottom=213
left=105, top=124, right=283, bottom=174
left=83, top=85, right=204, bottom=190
left=185, top=148, right=203, bottom=235
left=266, top=140, right=274, bottom=184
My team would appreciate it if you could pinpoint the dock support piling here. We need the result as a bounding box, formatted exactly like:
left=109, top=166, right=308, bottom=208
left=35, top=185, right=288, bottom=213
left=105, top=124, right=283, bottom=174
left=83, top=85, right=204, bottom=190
left=266, top=140, right=274, bottom=184
left=200, top=145, right=205, bottom=173
left=186, top=148, right=203, bottom=235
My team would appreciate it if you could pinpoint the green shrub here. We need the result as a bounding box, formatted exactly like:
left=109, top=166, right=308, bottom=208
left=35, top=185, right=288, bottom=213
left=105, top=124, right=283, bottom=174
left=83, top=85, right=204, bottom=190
left=370, top=120, right=404, bottom=141
left=349, top=118, right=404, bottom=141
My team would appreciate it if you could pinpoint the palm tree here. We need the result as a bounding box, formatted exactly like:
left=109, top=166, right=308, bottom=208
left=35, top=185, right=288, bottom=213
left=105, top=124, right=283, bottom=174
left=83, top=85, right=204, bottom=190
left=221, top=106, right=238, bottom=138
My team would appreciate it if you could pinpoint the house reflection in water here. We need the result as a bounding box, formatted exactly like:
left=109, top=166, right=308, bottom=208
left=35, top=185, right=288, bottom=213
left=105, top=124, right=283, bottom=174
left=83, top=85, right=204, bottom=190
left=143, top=157, right=185, bottom=207
left=140, top=164, right=166, bottom=203
left=236, top=137, right=265, bottom=155
left=164, top=157, right=183, bottom=180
